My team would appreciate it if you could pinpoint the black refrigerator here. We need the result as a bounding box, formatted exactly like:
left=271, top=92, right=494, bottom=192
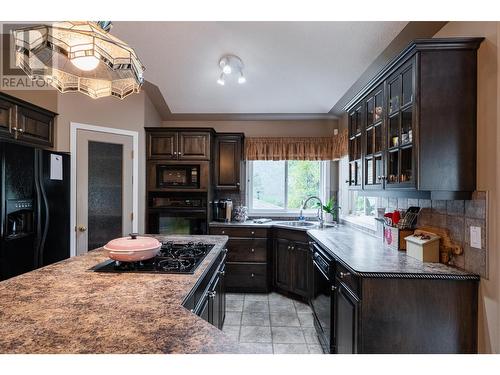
left=0, top=141, right=70, bottom=280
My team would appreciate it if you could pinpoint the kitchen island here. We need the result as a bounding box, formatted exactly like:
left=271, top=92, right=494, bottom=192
left=0, top=235, right=239, bottom=354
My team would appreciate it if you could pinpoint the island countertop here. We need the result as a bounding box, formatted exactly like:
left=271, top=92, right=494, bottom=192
left=0, top=235, right=239, bottom=354
left=308, top=226, right=479, bottom=280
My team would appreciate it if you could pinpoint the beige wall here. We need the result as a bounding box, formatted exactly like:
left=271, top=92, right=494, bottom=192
left=434, top=22, right=500, bottom=354
left=56, top=91, right=162, bottom=233
left=161, top=119, right=338, bottom=137
left=1, top=89, right=58, bottom=113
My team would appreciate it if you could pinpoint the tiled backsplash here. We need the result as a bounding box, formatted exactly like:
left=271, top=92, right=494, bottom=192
left=378, top=191, right=488, bottom=278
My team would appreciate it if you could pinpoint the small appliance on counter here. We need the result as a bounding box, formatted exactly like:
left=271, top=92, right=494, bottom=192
left=232, top=206, right=248, bottom=222
left=213, top=199, right=233, bottom=222
left=405, top=230, right=441, bottom=262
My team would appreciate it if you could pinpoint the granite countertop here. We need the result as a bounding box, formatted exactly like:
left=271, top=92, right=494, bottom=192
left=0, top=235, right=240, bottom=354
left=308, top=226, right=479, bottom=280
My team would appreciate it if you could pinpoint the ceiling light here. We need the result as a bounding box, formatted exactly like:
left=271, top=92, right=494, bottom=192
left=13, top=21, right=145, bottom=99
left=217, top=73, right=225, bottom=86
left=70, top=55, right=100, bottom=71
left=217, top=54, right=245, bottom=85
left=238, top=72, right=246, bottom=84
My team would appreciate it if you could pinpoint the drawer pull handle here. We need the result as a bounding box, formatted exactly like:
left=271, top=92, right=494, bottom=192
left=250, top=273, right=255, bottom=278
left=339, top=271, right=351, bottom=279
left=250, top=248, right=255, bottom=253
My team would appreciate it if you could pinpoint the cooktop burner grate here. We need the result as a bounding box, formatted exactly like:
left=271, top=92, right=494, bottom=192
left=91, top=241, right=214, bottom=274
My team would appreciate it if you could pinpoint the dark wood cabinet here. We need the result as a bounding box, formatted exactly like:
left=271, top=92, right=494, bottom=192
left=0, top=92, right=56, bottom=148
left=209, top=226, right=270, bottom=293
left=147, top=131, right=177, bottom=159
left=292, top=242, right=312, bottom=297
left=16, top=106, right=54, bottom=147
left=214, top=133, right=244, bottom=191
left=273, top=229, right=313, bottom=299
left=344, top=38, right=484, bottom=199
left=274, top=239, right=292, bottom=291
left=146, top=128, right=212, bottom=161
left=179, top=131, right=211, bottom=160
left=333, top=281, right=359, bottom=354
left=183, top=249, right=226, bottom=330
left=310, top=237, right=479, bottom=354
left=0, top=98, right=15, bottom=137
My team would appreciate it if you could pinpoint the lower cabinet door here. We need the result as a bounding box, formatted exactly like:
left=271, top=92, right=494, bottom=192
left=274, top=239, right=293, bottom=291
left=334, top=282, right=359, bottom=354
left=291, top=242, right=312, bottom=298
left=225, top=262, right=268, bottom=292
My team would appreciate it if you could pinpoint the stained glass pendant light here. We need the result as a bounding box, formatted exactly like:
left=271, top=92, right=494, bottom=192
left=13, top=21, right=145, bottom=99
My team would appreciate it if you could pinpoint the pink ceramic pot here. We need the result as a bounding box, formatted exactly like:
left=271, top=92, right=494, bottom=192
left=103, top=234, right=161, bottom=262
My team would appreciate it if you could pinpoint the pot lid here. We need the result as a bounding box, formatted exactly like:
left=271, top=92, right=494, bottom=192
left=103, top=233, right=161, bottom=252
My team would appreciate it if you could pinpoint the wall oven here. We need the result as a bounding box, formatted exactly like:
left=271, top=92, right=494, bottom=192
left=148, top=161, right=209, bottom=191
left=147, top=193, right=208, bottom=235
left=310, top=241, right=335, bottom=354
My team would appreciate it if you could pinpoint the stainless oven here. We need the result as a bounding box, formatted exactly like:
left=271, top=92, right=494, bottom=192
left=310, top=241, right=335, bottom=354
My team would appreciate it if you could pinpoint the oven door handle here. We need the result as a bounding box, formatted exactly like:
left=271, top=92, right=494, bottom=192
left=313, top=259, right=331, bottom=282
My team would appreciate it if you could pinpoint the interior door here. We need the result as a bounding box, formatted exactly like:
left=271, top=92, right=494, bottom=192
left=76, top=129, right=134, bottom=255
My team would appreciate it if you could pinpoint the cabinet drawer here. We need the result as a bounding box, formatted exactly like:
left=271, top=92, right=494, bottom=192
left=225, top=262, right=268, bottom=292
left=335, top=262, right=359, bottom=297
left=227, top=238, right=267, bottom=262
left=209, top=226, right=268, bottom=238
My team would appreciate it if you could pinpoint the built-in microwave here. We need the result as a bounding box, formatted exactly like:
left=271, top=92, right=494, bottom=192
left=149, top=161, right=209, bottom=191
left=157, top=164, right=199, bottom=188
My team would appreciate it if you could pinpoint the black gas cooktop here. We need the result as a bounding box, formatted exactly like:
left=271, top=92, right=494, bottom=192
left=91, top=241, right=214, bottom=274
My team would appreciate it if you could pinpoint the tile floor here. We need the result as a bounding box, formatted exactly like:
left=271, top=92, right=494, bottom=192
left=222, top=292, right=324, bottom=354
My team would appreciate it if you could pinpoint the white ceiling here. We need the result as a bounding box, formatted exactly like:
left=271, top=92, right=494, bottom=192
left=112, top=22, right=408, bottom=114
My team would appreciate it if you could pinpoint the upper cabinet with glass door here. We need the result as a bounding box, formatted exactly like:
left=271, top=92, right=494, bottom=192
left=344, top=38, right=484, bottom=199
left=363, top=84, right=385, bottom=190
left=385, top=59, right=415, bottom=189
left=347, top=104, right=362, bottom=189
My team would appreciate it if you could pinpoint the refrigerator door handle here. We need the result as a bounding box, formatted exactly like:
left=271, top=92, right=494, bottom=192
left=34, top=150, right=42, bottom=268
left=37, top=151, right=50, bottom=268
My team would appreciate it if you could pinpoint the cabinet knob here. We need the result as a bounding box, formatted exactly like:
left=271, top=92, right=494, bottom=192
left=251, top=231, right=255, bottom=235
left=287, top=246, right=291, bottom=250
left=339, top=271, right=351, bottom=279
left=219, top=270, right=225, bottom=276
left=236, top=182, right=240, bottom=186
left=208, top=291, right=216, bottom=298
left=250, top=248, right=255, bottom=253
left=331, top=285, right=337, bottom=291
left=250, top=273, right=255, bottom=278
left=78, top=225, right=87, bottom=232
left=221, top=230, right=225, bottom=234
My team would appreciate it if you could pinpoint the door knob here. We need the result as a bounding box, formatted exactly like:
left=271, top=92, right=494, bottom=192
left=78, top=225, right=87, bottom=232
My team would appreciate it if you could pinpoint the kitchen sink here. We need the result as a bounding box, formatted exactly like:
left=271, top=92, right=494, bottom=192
left=275, top=221, right=317, bottom=227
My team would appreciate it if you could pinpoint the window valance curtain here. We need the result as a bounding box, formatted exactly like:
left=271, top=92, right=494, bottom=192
left=244, top=129, right=348, bottom=161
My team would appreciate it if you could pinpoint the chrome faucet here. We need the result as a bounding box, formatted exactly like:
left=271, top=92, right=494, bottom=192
left=302, top=196, right=324, bottom=228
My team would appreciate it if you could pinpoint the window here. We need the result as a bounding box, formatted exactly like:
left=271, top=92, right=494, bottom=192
left=247, top=160, right=329, bottom=214
left=338, top=156, right=379, bottom=230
